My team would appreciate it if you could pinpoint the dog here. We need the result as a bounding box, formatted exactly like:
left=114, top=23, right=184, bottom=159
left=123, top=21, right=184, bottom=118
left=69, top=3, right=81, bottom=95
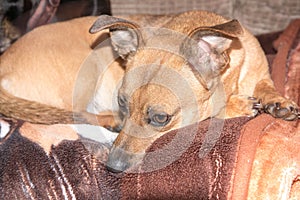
left=0, top=11, right=298, bottom=173
left=0, top=16, right=124, bottom=127
left=88, top=11, right=299, bottom=172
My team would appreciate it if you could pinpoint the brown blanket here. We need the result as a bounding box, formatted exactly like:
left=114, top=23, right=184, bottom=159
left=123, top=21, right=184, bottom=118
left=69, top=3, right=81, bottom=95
left=0, top=20, right=300, bottom=199
left=0, top=115, right=251, bottom=199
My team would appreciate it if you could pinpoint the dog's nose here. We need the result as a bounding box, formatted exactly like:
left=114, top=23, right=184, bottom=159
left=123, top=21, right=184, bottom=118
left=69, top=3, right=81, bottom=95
left=106, top=147, right=132, bottom=173
left=106, top=146, right=143, bottom=173
left=106, top=160, right=129, bottom=173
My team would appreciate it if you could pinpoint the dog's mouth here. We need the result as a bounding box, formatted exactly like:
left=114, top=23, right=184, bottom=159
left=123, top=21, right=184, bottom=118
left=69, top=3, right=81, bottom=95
left=106, top=146, right=144, bottom=173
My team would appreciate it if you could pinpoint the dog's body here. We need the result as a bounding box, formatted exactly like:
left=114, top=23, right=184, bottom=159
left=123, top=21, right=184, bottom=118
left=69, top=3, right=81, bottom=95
left=0, top=15, right=173, bottom=123
left=0, top=11, right=298, bottom=172
left=1, top=16, right=109, bottom=110
left=0, top=16, right=125, bottom=125
left=89, top=11, right=299, bottom=172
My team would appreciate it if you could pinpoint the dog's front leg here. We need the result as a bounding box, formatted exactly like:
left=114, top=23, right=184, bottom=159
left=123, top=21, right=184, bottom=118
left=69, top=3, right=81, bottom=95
left=254, top=79, right=299, bottom=121
left=225, top=95, right=261, bottom=118
left=83, top=111, right=122, bottom=132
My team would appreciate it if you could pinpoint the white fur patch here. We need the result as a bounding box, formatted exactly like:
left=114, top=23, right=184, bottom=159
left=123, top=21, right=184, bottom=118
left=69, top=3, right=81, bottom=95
left=0, top=78, right=11, bottom=91
left=86, top=84, right=119, bottom=114
left=0, top=120, right=10, bottom=139
left=86, top=65, right=122, bottom=114
left=71, top=124, right=118, bottom=145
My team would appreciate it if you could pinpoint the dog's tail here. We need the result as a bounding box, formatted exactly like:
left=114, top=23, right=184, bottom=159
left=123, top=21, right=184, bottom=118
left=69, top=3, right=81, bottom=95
left=0, top=87, right=89, bottom=125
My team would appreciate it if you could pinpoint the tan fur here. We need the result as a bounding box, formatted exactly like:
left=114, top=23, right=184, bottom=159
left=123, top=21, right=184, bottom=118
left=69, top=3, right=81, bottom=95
left=90, top=11, right=298, bottom=172
left=0, top=16, right=123, bottom=126
left=1, top=16, right=105, bottom=110
left=0, top=11, right=298, bottom=172
left=0, top=85, right=87, bottom=124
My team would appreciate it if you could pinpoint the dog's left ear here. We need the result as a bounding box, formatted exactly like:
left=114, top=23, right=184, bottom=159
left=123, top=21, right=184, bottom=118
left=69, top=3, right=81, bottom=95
left=90, top=15, right=143, bottom=59
left=181, top=20, right=243, bottom=89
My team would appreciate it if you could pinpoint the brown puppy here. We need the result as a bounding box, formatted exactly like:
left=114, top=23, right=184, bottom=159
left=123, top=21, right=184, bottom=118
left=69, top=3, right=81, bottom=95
left=0, top=11, right=299, bottom=172
left=88, top=11, right=299, bottom=172
left=0, top=16, right=124, bottom=126
left=0, top=15, right=171, bottom=125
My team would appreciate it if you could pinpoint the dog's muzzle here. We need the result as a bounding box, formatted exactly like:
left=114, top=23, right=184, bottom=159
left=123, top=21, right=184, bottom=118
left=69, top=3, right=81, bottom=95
left=106, top=146, right=144, bottom=173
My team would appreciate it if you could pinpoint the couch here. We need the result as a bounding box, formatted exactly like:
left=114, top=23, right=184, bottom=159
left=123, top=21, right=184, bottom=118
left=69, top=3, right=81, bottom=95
left=0, top=18, right=299, bottom=199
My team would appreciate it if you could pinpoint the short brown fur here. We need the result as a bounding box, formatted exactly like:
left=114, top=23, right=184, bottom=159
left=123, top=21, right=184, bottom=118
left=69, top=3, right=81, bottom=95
left=0, top=11, right=298, bottom=172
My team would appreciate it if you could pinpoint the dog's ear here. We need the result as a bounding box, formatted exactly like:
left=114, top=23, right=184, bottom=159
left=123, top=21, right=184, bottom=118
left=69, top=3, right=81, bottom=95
left=188, top=19, right=243, bottom=53
left=90, top=15, right=143, bottom=58
left=181, top=20, right=243, bottom=89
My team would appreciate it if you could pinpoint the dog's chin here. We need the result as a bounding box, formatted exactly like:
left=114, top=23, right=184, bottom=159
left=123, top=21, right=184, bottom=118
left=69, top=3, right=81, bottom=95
left=106, top=146, right=144, bottom=173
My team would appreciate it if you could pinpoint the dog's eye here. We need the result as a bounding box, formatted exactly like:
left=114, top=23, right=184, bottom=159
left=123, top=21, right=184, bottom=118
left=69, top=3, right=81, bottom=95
left=118, top=95, right=129, bottom=119
left=148, top=112, right=172, bottom=127
left=153, top=113, right=170, bottom=124
left=118, top=95, right=127, bottom=107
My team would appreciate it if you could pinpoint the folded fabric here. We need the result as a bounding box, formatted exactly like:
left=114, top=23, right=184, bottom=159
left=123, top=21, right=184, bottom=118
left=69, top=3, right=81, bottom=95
left=0, top=19, right=299, bottom=199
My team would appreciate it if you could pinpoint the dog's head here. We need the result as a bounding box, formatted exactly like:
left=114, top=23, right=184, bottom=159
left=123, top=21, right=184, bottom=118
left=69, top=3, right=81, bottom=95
left=90, top=14, right=243, bottom=172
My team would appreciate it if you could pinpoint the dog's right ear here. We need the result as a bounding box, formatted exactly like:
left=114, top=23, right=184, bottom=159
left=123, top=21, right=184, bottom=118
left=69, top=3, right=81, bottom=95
left=90, top=15, right=143, bottom=59
left=181, top=20, right=243, bottom=89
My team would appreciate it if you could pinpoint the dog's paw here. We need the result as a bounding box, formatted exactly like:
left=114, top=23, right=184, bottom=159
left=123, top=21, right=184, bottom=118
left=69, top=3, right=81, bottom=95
left=246, top=96, right=263, bottom=117
left=264, top=101, right=299, bottom=121
left=225, top=95, right=261, bottom=118
left=104, top=124, right=123, bottom=133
